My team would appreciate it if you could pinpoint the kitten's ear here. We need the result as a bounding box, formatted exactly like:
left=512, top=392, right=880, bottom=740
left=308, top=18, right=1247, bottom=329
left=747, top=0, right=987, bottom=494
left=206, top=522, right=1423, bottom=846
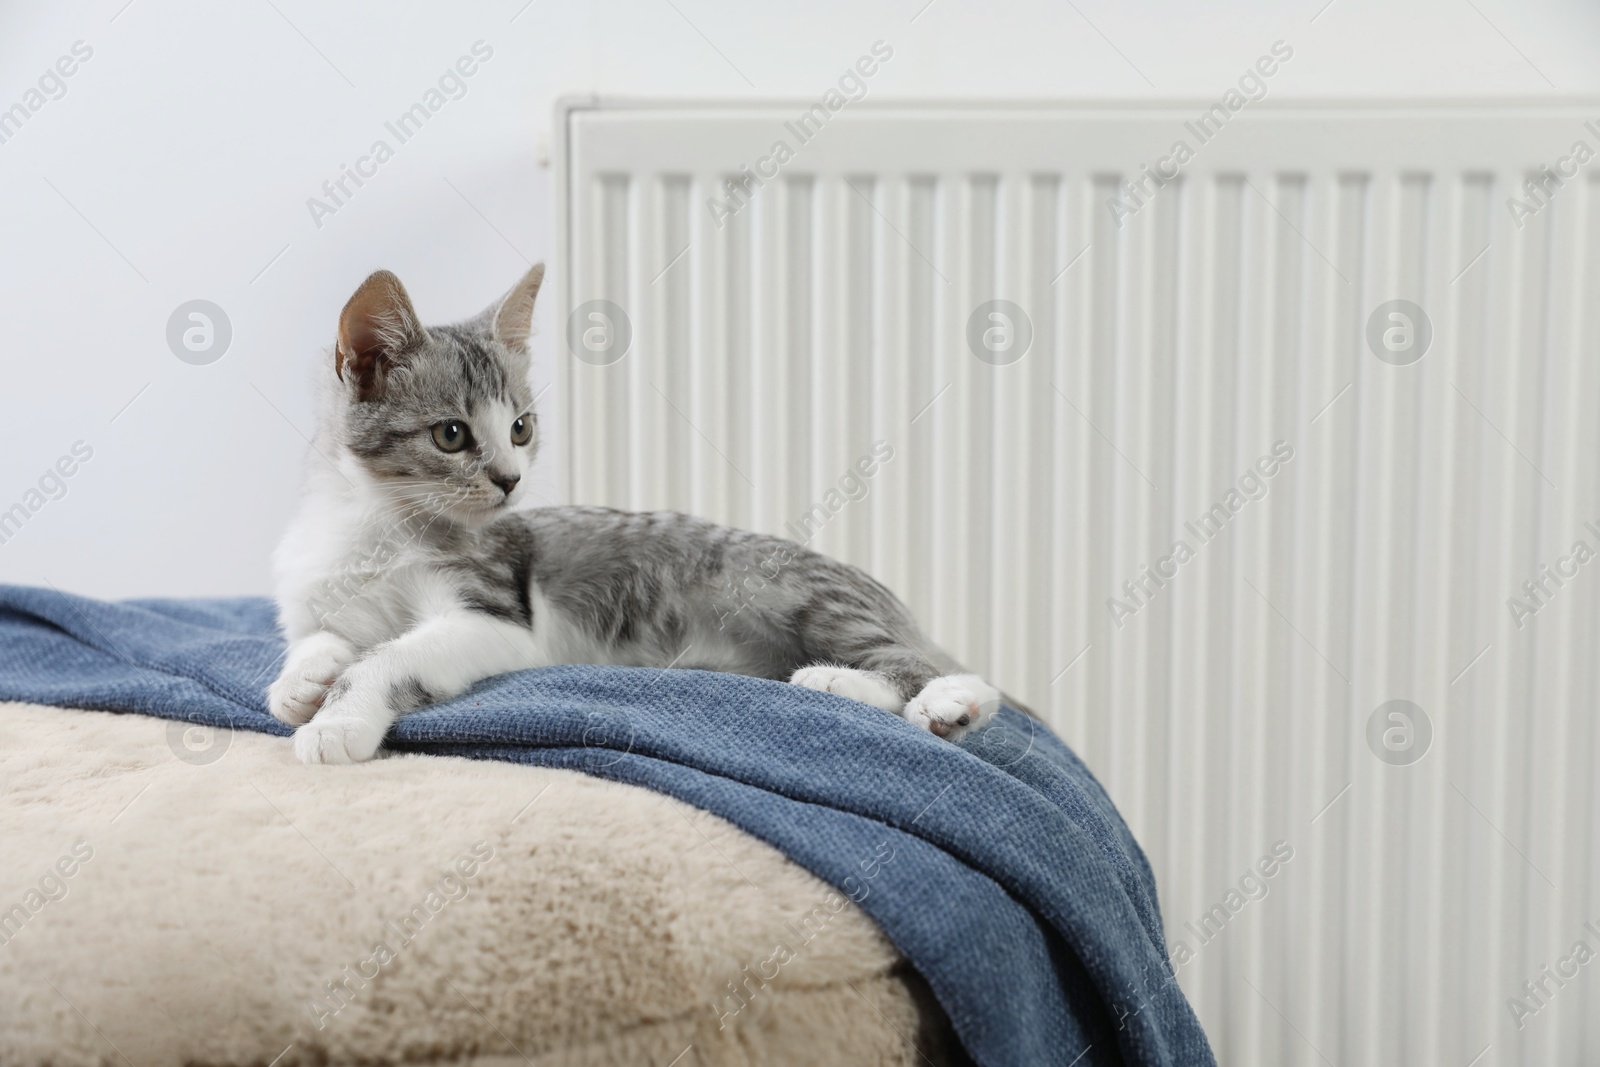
left=336, top=270, right=425, bottom=401
left=490, top=262, right=545, bottom=352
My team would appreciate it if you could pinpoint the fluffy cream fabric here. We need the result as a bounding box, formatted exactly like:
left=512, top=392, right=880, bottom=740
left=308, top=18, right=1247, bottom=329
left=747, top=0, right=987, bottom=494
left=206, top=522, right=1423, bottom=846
left=0, top=701, right=958, bottom=1066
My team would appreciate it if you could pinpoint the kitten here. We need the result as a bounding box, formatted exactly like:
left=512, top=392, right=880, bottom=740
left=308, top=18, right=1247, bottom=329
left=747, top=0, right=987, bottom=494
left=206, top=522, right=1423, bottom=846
left=269, top=264, right=1001, bottom=764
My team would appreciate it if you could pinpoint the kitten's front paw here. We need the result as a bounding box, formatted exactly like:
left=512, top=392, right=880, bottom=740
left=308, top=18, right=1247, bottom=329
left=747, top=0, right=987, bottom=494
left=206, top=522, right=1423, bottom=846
left=269, top=670, right=336, bottom=727
left=789, top=665, right=902, bottom=713
left=268, top=636, right=356, bottom=726
left=293, top=711, right=385, bottom=765
left=904, top=674, right=1001, bottom=741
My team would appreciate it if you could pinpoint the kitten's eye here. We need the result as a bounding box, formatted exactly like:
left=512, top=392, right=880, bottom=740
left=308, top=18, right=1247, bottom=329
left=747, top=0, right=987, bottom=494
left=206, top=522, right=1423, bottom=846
left=510, top=414, right=534, bottom=446
left=431, top=420, right=470, bottom=453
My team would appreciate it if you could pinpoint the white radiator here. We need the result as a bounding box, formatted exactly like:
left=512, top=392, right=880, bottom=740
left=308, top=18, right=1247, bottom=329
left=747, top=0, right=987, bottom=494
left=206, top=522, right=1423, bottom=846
left=554, top=98, right=1600, bottom=1066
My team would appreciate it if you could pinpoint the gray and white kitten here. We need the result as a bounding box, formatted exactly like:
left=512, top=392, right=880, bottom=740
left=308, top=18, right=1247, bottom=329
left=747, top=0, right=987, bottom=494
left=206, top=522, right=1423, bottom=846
left=270, top=264, right=1001, bottom=764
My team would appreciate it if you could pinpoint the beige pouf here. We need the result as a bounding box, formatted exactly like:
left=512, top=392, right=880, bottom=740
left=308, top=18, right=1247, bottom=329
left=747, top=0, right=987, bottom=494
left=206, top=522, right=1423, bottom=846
left=0, top=701, right=959, bottom=1066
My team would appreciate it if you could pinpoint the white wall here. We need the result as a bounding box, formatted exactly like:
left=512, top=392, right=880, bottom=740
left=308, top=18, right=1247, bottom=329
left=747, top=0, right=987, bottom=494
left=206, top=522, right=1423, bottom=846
left=1, top=0, right=1597, bottom=599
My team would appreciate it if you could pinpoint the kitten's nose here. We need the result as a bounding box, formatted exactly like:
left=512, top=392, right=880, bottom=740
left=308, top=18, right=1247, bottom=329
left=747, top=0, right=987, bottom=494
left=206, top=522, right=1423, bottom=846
left=490, top=472, right=520, bottom=496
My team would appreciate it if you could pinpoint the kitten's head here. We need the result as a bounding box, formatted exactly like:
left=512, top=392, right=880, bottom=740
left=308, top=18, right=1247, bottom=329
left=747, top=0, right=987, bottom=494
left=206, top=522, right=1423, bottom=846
left=331, top=263, right=545, bottom=525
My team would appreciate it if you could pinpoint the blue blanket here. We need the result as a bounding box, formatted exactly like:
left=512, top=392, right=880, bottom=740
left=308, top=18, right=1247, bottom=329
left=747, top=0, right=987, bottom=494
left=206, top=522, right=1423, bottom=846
left=0, top=585, right=1214, bottom=1067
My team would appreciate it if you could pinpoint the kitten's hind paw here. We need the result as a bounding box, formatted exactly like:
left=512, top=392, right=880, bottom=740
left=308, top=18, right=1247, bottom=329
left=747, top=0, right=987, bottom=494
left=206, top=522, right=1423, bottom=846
left=904, top=674, right=1001, bottom=741
left=789, top=665, right=903, bottom=713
